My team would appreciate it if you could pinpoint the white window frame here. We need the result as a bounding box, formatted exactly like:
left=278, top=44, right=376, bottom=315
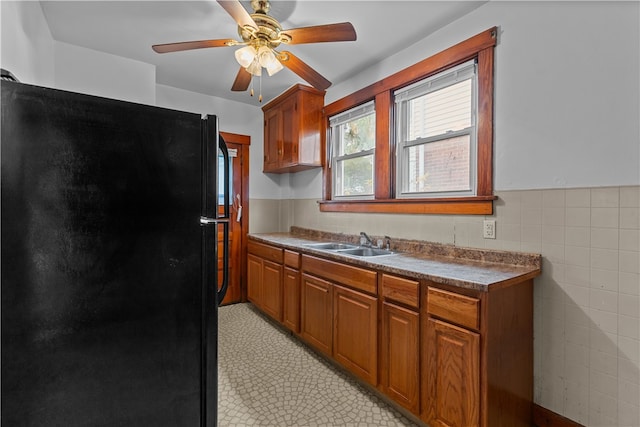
left=394, top=60, right=478, bottom=199
left=329, top=101, right=376, bottom=200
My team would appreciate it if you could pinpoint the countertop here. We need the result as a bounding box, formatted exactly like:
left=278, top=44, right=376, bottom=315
left=249, top=227, right=542, bottom=292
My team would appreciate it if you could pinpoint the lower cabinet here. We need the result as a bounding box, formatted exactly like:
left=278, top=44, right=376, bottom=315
left=300, top=273, right=333, bottom=356
left=247, top=239, right=535, bottom=427
left=247, top=241, right=283, bottom=322
left=333, top=284, right=377, bottom=385
left=283, top=250, right=301, bottom=333
left=380, top=273, right=420, bottom=413
left=422, top=286, right=481, bottom=427
left=423, top=318, right=480, bottom=427
left=380, top=301, right=420, bottom=413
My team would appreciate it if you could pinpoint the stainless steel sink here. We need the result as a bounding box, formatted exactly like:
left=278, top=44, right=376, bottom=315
left=337, top=247, right=395, bottom=257
left=304, top=242, right=358, bottom=250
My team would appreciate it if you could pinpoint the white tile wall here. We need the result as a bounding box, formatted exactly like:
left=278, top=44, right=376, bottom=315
left=268, top=185, right=640, bottom=427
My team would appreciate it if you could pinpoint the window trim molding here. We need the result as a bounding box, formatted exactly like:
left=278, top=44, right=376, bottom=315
left=320, top=27, right=497, bottom=215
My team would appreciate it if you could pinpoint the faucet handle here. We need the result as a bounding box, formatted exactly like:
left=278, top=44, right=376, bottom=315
left=384, top=235, right=391, bottom=250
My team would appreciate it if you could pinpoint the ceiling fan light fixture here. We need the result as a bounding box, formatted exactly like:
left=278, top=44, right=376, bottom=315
left=256, top=46, right=283, bottom=76
left=265, top=57, right=283, bottom=76
left=246, top=58, right=262, bottom=76
left=234, top=45, right=257, bottom=68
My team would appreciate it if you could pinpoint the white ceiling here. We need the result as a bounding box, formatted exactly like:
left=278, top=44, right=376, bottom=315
left=40, top=1, right=486, bottom=105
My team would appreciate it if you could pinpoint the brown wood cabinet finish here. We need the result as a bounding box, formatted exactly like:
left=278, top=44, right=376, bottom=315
left=247, top=237, right=536, bottom=427
left=283, top=250, right=301, bottom=333
left=261, top=259, right=283, bottom=321
left=428, top=287, right=480, bottom=331
left=283, top=265, right=301, bottom=333
left=247, top=242, right=284, bottom=322
left=262, top=84, right=325, bottom=173
left=301, top=254, right=377, bottom=295
left=300, top=273, right=333, bottom=356
left=381, top=273, right=420, bottom=309
left=424, top=318, right=480, bottom=427
left=380, top=301, right=420, bottom=413
left=333, top=284, right=378, bottom=386
left=247, top=253, right=262, bottom=305
left=422, top=281, right=534, bottom=427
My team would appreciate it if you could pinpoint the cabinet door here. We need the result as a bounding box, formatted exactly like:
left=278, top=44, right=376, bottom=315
left=423, top=318, right=480, bottom=427
left=247, top=253, right=262, bottom=306
left=381, top=302, right=419, bottom=413
left=333, top=285, right=378, bottom=386
left=263, top=108, right=281, bottom=172
left=279, top=96, right=297, bottom=168
left=283, top=266, right=300, bottom=333
left=300, top=273, right=333, bottom=356
left=261, top=259, right=283, bottom=321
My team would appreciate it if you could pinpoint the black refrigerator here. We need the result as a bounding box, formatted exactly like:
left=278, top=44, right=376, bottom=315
left=1, top=80, right=229, bottom=426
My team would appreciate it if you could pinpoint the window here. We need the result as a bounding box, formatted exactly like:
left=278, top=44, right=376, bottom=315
left=321, top=27, right=497, bottom=215
left=329, top=101, right=376, bottom=199
left=395, top=60, right=476, bottom=198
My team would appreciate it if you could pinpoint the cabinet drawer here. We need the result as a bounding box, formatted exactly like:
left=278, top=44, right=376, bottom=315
left=427, top=288, right=479, bottom=330
left=381, top=274, right=419, bottom=309
left=248, top=241, right=283, bottom=264
left=301, top=255, right=377, bottom=295
left=284, top=250, right=300, bottom=269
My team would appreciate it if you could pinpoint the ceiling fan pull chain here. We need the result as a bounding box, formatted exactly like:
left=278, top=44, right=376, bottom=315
left=250, top=75, right=254, bottom=97
left=259, top=74, right=263, bottom=103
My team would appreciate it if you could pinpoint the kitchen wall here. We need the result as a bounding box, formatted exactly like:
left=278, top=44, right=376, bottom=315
left=274, top=2, right=639, bottom=426
left=2, top=1, right=639, bottom=426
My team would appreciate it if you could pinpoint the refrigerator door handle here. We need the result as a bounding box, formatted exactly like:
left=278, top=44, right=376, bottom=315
left=218, top=135, right=230, bottom=220
left=216, top=220, right=230, bottom=305
left=199, top=217, right=217, bottom=225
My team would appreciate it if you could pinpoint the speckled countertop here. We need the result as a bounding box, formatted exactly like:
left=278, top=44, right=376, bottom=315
left=249, top=227, right=542, bottom=292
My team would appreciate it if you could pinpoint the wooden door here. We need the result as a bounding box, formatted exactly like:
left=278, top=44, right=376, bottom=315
left=300, top=273, right=333, bottom=356
left=381, top=301, right=420, bottom=413
left=218, top=133, right=250, bottom=306
left=424, top=318, right=480, bottom=427
left=333, top=285, right=378, bottom=386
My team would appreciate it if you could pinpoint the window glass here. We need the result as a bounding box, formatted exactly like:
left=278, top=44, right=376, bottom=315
left=396, top=60, right=476, bottom=198
left=218, top=153, right=233, bottom=206
left=330, top=102, right=375, bottom=198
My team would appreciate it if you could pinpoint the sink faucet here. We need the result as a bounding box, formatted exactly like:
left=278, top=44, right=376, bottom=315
left=359, top=232, right=375, bottom=247
left=384, top=235, right=391, bottom=250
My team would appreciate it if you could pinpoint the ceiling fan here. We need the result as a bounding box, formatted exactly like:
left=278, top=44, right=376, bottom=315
left=152, top=0, right=357, bottom=98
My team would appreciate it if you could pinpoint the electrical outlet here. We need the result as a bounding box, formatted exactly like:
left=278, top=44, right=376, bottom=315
left=483, top=219, right=496, bottom=239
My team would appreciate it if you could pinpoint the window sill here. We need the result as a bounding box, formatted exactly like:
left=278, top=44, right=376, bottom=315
left=318, top=196, right=497, bottom=215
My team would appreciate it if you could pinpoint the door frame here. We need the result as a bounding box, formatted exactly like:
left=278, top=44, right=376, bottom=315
left=220, top=131, right=250, bottom=303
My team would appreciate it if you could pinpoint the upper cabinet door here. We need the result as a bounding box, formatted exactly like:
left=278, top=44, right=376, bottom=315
left=262, top=84, right=324, bottom=173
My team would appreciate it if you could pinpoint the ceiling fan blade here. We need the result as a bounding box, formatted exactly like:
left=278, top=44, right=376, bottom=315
left=281, top=22, right=356, bottom=44
left=279, top=51, right=331, bottom=91
left=152, top=39, right=234, bottom=53
left=231, top=67, right=252, bottom=91
left=217, top=0, right=258, bottom=30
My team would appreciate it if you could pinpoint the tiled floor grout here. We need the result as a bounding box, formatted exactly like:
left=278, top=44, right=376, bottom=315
left=218, top=303, right=419, bottom=427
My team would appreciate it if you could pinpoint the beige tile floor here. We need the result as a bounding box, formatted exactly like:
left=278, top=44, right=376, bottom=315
left=218, top=303, right=419, bottom=427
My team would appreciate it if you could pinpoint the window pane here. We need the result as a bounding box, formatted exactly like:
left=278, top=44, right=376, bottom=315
left=405, top=135, right=470, bottom=193
left=408, top=79, right=471, bottom=140
left=218, top=154, right=232, bottom=206
left=338, top=113, right=375, bottom=156
left=335, top=155, right=374, bottom=197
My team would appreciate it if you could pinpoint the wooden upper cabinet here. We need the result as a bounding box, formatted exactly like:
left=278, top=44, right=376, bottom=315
left=262, top=84, right=325, bottom=173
